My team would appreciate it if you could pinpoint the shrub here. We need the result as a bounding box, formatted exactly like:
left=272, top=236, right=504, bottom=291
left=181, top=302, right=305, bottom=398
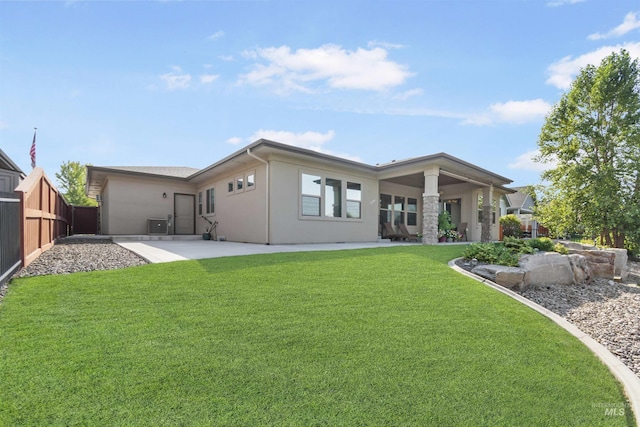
left=500, top=214, right=522, bottom=238
left=527, top=237, right=555, bottom=252
left=503, top=236, right=534, bottom=255
left=463, top=243, right=519, bottom=267
left=554, top=243, right=568, bottom=254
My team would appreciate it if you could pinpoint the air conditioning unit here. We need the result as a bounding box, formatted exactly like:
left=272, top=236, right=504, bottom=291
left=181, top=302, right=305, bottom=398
left=148, top=218, right=169, bottom=235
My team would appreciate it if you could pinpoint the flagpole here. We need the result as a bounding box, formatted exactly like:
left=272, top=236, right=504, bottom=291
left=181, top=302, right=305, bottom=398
left=30, top=127, right=37, bottom=169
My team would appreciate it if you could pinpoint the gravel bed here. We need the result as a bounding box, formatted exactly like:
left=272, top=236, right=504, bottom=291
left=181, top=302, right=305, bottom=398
left=519, top=274, right=640, bottom=378
left=13, top=237, right=148, bottom=278
left=1, top=237, right=148, bottom=303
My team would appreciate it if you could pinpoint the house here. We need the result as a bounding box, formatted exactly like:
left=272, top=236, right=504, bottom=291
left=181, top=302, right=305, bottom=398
left=0, top=148, right=25, bottom=193
left=503, top=186, right=545, bottom=237
left=86, top=139, right=514, bottom=244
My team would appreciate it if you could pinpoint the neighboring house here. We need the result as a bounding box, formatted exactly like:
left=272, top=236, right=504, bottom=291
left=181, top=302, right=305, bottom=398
left=0, top=148, right=25, bottom=193
left=503, top=186, right=543, bottom=237
left=86, top=139, right=514, bottom=244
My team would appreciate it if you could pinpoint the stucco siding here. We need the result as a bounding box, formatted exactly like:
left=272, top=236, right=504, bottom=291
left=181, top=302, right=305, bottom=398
left=196, top=163, right=267, bottom=243
left=269, top=159, right=379, bottom=244
left=103, top=176, right=195, bottom=235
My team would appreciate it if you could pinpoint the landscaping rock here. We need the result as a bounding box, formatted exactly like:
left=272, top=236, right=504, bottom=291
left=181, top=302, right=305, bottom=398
left=471, top=265, right=525, bottom=290
left=519, top=252, right=576, bottom=286
left=567, top=254, right=592, bottom=285
left=566, top=247, right=628, bottom=280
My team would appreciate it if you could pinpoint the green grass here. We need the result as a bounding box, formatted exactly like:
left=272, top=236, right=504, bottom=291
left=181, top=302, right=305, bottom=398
left=0, top=245, right=634, bottom=426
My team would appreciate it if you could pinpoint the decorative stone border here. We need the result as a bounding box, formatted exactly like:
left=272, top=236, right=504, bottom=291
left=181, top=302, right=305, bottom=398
left=449, top=258, right=640, bottom=425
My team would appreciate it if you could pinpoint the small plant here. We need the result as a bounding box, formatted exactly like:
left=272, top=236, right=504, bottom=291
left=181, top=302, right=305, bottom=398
left=438, top=211, right=453, bottom=232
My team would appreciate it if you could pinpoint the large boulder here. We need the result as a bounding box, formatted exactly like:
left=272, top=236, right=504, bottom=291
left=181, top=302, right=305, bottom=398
left=567, top=254, right=592, bottom=284
left=471, top=265, right=526, bottom=290
left=519, top=252, right=576, bottom=286
left=565, top=245, right=627, bottom=279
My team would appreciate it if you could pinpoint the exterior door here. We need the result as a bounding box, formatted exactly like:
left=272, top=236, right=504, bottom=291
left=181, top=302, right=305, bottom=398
left=174, top=194, right=195, bottom=235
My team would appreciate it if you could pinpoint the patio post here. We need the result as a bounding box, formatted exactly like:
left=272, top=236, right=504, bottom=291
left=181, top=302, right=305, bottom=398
left=422, top=167, right=439, bottom=245
left=481, top=184, right=493, bottom=242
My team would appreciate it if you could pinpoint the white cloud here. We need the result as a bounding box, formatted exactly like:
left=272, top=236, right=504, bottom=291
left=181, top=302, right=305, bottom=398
left=160, top=66, right=191, bottom=90
left=219, top=55, right=234, bottom=62
left=588, top=11, right=640, bottom=40
left=200, top=74, right=219, bottom=84
left=546, top=41, right=640, bottom=89
left=546, top=0, right=584, bottom=7
left=462, top=99, right=552, bottom=126
left=249, top=129, right=336, bottom=151
left=393, top=88, right=423, bottom=101
left=225, top=137, right=243, bottom=145
left=228, top=129, right=361, bottom=161
left=239, top=44, right=413, bottom=93
left=208, top=31, right=225, bottom=41
left=509, top=149, right=558, bottom=172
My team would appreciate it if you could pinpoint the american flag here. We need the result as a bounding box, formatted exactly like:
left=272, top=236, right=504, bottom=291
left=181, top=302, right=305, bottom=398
left=30, top=129, right=36, bottom=168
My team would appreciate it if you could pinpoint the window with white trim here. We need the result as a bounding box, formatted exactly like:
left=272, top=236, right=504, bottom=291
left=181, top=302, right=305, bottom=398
left=246, top=172, right=255, bottom=190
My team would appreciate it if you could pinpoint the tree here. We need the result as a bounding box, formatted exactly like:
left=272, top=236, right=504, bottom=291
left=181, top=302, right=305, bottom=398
left=56, top=161, right=97, bottom=207
left=536, top=49, right=640, bottom=251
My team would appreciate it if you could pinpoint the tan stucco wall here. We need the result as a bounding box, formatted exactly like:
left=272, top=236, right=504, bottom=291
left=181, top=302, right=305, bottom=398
left=196, top=163, right=267, bottom=243
left=268, top=158, right=379, bottom=244
left=101, top=175, right=195, bottom=235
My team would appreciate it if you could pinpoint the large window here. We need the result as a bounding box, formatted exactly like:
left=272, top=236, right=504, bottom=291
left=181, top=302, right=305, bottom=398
left=380, top=193, right=419, bottom=227
left=301, top=173, right=361, bottom=220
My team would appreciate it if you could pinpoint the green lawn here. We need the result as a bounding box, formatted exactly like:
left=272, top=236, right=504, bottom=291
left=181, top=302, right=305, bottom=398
left=0, top=245, right=634, bottom=426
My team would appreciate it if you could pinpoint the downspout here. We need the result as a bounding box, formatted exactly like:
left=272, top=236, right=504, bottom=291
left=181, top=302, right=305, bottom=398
left=246, top=148, right=270, bottom=244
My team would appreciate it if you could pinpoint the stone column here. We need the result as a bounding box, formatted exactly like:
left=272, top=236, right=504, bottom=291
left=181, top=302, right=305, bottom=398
left=422, top=167, right=439, bottom=245
left=481, top=184, right=493, bottom=242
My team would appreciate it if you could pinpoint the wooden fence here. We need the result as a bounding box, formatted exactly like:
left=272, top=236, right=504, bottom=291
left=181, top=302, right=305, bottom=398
left=14, top=168, right=70, bottom=268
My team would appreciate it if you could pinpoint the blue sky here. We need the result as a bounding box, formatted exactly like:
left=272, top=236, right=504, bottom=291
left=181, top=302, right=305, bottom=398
left=1, top=0, right=639, bottom=188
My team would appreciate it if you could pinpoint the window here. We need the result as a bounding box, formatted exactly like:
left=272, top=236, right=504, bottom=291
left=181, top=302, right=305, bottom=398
left=228, top=181, right=234, bottom=193
left=325, top=178, right=342, bottom=218
left=301, top=173, right=361, bottom=220
left=246, top=172, right=255, bottom=190
left=407, top=198, right=418, bottom=226
left=236, top=176, right=244, bottom=192
left=198, top=192, right=203, bottom=215
left=301, top=173, right=321, bottom=216
left=206, top=187, right=215, bottom=214
left=393, top=196, right=405, bottom=225
left=380, top=193, right=419, bottom=228
left=379, top=194, right=392, bottom=226
left=346, top=182, right=361, bottom=219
